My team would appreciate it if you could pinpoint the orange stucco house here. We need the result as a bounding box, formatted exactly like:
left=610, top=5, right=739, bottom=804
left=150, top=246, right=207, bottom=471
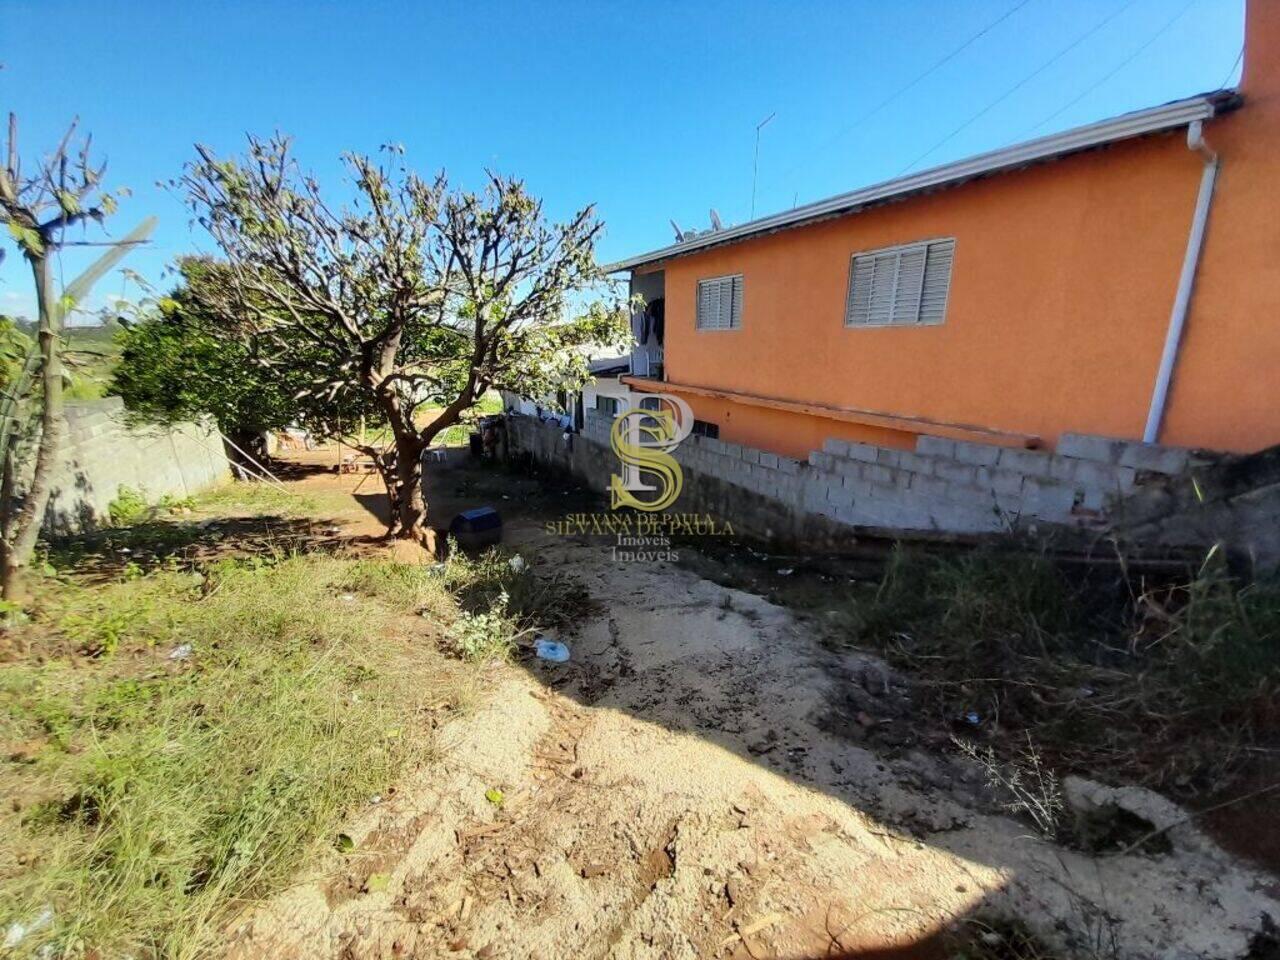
left=610, top=0, right=1280, bottom=463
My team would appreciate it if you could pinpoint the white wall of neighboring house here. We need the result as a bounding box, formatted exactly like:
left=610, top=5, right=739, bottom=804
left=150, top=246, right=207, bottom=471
left=583, top=375, right=631, bottom=413
left=501, top=358, right=637, bottom=430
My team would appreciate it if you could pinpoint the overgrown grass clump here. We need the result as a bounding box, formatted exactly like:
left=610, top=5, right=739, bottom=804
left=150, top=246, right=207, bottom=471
left=832, top=545, right=1280, bottom=789
left=0, top=551, right=467, bottom=959
left=433, top=546, right=599, bottom=661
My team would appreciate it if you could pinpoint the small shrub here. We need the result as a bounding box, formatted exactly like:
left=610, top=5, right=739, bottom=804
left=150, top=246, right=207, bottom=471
left=446, top=591, right=525, bottom=661
left=156, top=493, right=196, bottom=513
left=107, top=485, right=151, bottom=527
left=955, top=735, right=1064, bottom=840
left=60, top=606, right=142, bottom=657
left=442, top=545, right=597, bottom=632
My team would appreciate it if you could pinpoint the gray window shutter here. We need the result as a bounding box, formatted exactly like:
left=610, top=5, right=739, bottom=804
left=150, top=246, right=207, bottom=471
left=919, top=239, right=955, bottom=326
left=846, top=238, right=954, bottom=326
left=846, top=254, right=875, bottom=325
left=892, top=245, right=927, bottom=324
left=697, top=280, right=715, bottom=330
left=697, top=275, right=743, bottom=330
left=866, top=251, right=897, bottom=325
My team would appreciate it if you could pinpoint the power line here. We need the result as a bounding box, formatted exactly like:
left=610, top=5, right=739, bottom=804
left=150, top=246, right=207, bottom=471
left=1217, top=45, right=1244, bottom=90
left=1025, top=0, right=1202, bottom=137
left=900, top=0, right=1141, bottom=175
left=769, top=0, right=1036, bottom=205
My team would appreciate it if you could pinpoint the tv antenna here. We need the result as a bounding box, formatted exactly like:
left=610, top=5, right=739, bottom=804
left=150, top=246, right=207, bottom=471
left=751, top=111, right=776, bottom=220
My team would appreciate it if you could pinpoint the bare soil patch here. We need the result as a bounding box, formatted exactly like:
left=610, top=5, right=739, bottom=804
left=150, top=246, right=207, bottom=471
left=226, top=452, right=1279, bottom=960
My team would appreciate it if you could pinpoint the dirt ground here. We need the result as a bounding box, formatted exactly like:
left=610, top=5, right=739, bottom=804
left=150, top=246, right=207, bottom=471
left=225, top=449, right=1279, bottom=960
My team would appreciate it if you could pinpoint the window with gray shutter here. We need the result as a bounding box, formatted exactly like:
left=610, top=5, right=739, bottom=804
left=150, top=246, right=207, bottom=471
left=845, top=239, right=955, bottom=327
left=696, top=275, right=743, bottom=330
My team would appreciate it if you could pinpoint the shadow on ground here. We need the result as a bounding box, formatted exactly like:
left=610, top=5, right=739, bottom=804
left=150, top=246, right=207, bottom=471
left=402, top=451, right=1279, bottom=960
left=46, top=514, right=353, bottom=582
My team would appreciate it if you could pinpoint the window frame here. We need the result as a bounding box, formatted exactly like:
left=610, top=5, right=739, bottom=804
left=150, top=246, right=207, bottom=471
left=691, top=419, right=719, bottom=439
left=695, top=274, right=744, bottom=332
left=844, top=237, right=955, bottom=329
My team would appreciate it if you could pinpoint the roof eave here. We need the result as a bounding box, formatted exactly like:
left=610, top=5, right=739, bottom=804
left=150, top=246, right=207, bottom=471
left=604, top=90, right=1240, bottom=274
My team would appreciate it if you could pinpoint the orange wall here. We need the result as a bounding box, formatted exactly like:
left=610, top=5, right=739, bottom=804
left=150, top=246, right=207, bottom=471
left=1163, top=0, right=1280, bottom=452
left=665, top=393, right=915, bottom=460
left=644, top=0, right=1279, bottom=458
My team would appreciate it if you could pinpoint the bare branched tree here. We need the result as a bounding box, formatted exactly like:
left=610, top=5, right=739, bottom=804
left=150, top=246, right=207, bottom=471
left=0, top=113, right=153, bottom=601
left=180, top=136, right=629, bottom=541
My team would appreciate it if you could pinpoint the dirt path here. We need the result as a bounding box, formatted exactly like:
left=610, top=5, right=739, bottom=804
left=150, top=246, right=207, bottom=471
left=227, top=458, right=1278, bottom=959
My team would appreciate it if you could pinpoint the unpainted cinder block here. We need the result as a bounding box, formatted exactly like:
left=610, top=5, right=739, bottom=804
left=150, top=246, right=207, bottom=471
left=861, top=462, right=894, bottom=486
left=998, top=447, right=1053, bottom=478
left=934, top=460, right=978, bottom=486
left=953, top=441, right=1002, bottom=467
left=896, top=451, right=936, bottom=475
left=846, top=442, right=881, bottom=463
left=1056, top=433, right=1127, bottom=464
left=916, top=435, right=956, bottom=458
left=910, top=473, right=950, bottom=501
left=973, top=466, right=1025, bottom=497
left=1117, top=443, right=1191, bottom=476
left=1023, top=477, right=1076, bottom=521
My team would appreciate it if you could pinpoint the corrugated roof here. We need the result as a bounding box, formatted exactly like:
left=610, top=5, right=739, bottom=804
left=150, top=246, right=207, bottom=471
left=605, top=90, right=1240, bottom=273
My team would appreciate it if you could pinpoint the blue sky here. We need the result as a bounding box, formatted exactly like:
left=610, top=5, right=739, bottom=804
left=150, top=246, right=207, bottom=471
left=1, top=0, right=1244, bottom=321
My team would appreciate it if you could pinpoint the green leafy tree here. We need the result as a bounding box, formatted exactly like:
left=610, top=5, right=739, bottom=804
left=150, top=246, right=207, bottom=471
left=111, top=259, right=374, bottom=459
left=179, top=136, right=629, bottom=540
left=0, top=113, right=153, bottom=600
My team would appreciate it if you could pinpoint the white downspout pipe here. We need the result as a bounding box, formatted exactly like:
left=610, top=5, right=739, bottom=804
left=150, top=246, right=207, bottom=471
left=1143, top=120, right=1219, bottom=443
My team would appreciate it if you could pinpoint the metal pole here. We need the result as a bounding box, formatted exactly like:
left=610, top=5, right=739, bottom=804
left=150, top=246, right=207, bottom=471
left=751, top=112, right=776, bottom=220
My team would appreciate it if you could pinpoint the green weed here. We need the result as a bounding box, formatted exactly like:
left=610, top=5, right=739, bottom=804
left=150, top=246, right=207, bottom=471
left=106, top=486, right=150, bottom=527
left=0, top=552, right=469, bottom=959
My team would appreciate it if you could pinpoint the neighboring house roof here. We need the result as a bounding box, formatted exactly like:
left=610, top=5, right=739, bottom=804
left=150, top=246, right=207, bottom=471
left=606, top=90, right=1240, bottom=273
left=588, top=355, right=630, bottom=377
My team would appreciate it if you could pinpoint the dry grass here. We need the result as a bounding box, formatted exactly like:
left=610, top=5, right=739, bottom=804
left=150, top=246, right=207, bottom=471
left=829, top=544, right=1280, bottom=793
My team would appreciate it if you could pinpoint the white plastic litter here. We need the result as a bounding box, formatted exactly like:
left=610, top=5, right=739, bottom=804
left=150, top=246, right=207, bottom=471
left=534, top=637, right=570, bottom=663
left=4, top=905, right=53, bottom=949
left=508, top=555, right=526, bottom=573
left=167, top=643, right=193, bottom=661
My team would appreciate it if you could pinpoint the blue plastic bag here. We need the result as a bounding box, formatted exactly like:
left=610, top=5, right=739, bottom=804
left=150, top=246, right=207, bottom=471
left=534, top=637, right=570, bottom=663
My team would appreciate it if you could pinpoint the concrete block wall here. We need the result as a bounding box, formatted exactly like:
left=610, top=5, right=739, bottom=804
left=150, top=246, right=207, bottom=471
left=42, top=398, right=231, bottom=534
left=507, top=411, right=1203, bottom=547
left=804, top=431, right=1198, bottom=535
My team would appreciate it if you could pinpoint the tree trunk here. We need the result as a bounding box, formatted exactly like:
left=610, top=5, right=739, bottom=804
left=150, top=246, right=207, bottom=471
left=2, top=257, right=64, bottom=603
left=392, top=432, right=427, bottom=542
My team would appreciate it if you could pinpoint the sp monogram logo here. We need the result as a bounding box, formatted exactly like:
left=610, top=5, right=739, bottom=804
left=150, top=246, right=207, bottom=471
left=608, top=394, right=694, bottom=513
